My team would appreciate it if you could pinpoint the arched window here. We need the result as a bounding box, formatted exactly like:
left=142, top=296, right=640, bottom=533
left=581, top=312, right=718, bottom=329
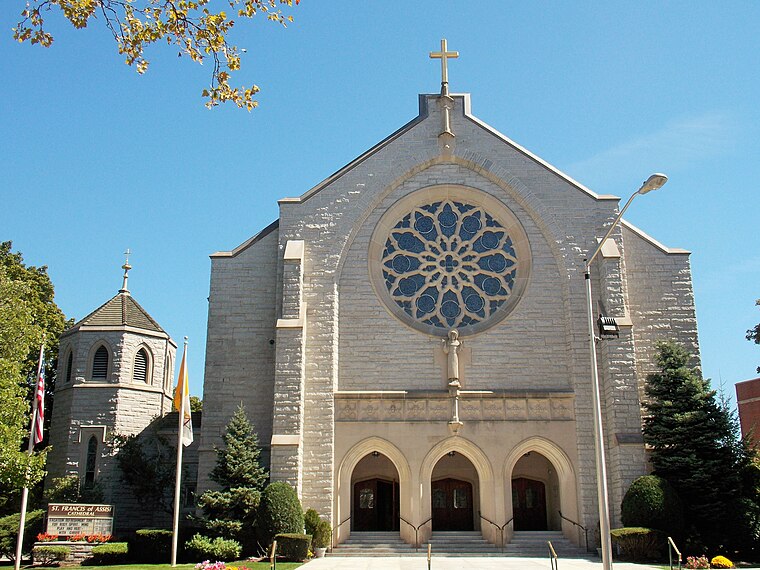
left=164, top=355, right=173, bottom=393
left=65, top=352, right=73, bottom=383
left=91, top=346, right=109, bottom=380
left=84, top=436, right=98, bottom=488
left=133, top=348, right=149, bottom=383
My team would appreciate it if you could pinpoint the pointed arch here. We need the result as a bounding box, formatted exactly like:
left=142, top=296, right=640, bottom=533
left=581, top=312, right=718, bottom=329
left=419, top=436, right=500, bottom=544
left=503, top=437, right=579, bottom=540
left=86, top=341, right=113, bottom=382
left=132, top=345, right=153, bottom=384
left=335, top=437, right=412, bottom=545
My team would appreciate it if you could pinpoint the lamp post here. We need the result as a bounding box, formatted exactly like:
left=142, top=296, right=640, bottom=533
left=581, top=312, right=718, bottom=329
left=584, top=173, right=668, bottom=570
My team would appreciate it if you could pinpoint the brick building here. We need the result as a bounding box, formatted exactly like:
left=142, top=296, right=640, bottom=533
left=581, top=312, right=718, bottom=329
left=736, top=377, right=760, bottom=444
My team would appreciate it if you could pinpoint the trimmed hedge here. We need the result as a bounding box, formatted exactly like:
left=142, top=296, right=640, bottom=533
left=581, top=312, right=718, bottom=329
left=610, top=527, right=664, bottom=561
left=185, top=534, right=241, bottom=561
left=88, top=542, right=129, bottom=565
left=621, top=475, right=684, bottom=537
left=32, top=545, right=71, bottom=565
left=275, top=533, right=311, bottom=562
left=0, top=509, right=45, bottom=561
left=132, top=529, right=172, bottom=562
left=257, top=482, right=304, bottom=546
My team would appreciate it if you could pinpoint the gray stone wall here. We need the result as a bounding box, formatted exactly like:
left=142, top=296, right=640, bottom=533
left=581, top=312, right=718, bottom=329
left=47, top=322, right=175, bottom=532
left=199, top=227, right=279, bottom=493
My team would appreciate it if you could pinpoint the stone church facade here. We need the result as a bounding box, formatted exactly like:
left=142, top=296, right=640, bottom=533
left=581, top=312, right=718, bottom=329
left=198, top=88, right=700, bottom=548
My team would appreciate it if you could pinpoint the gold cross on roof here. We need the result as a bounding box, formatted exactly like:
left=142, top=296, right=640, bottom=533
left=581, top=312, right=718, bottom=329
left=429, top=38, right=459, bottom=96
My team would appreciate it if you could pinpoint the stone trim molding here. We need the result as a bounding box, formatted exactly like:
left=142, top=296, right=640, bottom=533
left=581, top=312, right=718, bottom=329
left=335, top=391, right=575, bottom=422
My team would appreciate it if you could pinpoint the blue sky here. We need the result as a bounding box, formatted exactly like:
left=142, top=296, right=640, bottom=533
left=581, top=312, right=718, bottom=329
left=1, top=2, right=758, bottom=402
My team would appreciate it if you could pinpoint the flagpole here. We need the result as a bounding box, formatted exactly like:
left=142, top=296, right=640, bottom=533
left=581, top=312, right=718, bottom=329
left=171, top=337, right=188, bottom=567
left=14, top=341, right=45, bottom=570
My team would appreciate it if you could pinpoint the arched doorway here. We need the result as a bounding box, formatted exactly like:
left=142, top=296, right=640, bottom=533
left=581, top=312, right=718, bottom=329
left=351, top=452, right=400, bottom=531
left=431, top=452, right=478, bottom=531
left=511, top=451, right=560, bottom=531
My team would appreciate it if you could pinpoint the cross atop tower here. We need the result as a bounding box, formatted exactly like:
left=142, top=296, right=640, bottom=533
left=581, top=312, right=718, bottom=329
left=429, top=38, right=459, bottom=97
left=120, top=249, right=132, bottom=294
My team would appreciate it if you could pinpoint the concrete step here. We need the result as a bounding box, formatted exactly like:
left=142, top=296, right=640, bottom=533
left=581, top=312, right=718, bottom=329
left=330, top=532, right=419, bottom=557
left=426, top=531, right=501, bottom=556
left=505, top=531, right=589, bottom=558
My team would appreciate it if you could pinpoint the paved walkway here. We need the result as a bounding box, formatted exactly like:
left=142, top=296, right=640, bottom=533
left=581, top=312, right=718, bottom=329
left=303, top=557, right=663, bottom=569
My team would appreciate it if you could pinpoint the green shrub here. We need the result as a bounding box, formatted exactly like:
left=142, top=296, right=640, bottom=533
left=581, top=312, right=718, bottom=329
left=610, top=527, right=664, bottom=561
left=132, top=528, right=172, bottom=562
left=621, top=475, right=684, bottom=537
left=303, top=509, right=320, bottom=537
left=303, top=509, right=331, bottom=549
left=257, top=482, right=304, bottom=546
left=88, top=542, right=129, bottom=565
left=0, top=509, right=45, bottom=561
left=32, top=545, right=71, bottom=565
left=274, top=533, right=311, bottom=562
left=312, top=519, right=331, bottom=549
left=184, top=534, right=241, bottom=561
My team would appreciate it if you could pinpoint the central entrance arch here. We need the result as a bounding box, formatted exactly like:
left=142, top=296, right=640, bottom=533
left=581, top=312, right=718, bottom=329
left=431, top=452, right=478, bottom=531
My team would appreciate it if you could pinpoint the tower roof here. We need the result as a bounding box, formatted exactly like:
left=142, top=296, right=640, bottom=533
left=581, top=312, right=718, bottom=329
left=70, top=293, right=166, bottom=333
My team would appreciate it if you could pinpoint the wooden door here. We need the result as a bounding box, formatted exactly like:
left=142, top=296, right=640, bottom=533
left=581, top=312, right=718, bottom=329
left=431, top=478, right=474, bottom=531
left=512, top=477, right=547, bottom=531
left=353, top=479, right=399, bottom=531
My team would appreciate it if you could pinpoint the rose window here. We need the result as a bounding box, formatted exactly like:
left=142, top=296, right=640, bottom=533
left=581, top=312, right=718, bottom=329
left=381, top=199, right=520, bottom=332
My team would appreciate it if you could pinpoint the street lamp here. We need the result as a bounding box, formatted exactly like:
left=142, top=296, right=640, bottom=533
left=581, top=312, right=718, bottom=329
left=584, top=173, right=668, bottom=570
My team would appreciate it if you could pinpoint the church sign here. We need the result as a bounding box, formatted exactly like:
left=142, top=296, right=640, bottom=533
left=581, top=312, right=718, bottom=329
left=46, top=504, right=114, bottom=537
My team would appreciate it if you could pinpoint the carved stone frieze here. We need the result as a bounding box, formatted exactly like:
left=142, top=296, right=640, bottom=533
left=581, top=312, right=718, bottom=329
left=335, top=392, right=575, bottom=423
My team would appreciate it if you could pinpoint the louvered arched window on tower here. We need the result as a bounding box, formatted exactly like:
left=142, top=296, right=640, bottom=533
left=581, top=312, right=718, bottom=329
left=134, top=348, right=149, bottom=383
left=92, top=346, right=109, bottom=380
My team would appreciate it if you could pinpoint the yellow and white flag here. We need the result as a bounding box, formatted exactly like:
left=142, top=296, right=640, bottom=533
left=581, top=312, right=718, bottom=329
left=173, top=343, right=193, bottom=446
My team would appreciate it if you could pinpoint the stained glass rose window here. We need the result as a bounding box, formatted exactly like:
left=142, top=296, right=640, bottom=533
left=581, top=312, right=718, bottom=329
left=379, top=198, right=523, bottom=333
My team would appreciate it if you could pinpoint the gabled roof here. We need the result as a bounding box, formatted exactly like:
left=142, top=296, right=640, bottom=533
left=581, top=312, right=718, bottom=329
left=67, top=292, right=167, bottom=335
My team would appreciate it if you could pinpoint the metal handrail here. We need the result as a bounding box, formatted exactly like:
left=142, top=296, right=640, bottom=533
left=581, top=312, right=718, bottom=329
left=399, top=516, right=417, bottom=549
left=558, top=510, right=589, bottom=552
left=667, top=536, right=682, bottom=570
left=548, top=540, right=558, bottom=570
left=331, top=516, right=351, bottom=549
left=413, top=517, right=433, bottom=551
left=478, top=511, right=511, bottom=551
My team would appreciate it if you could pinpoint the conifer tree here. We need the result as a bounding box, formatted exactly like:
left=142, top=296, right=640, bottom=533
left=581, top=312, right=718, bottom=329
left=643, top=341, right=741, bottom=550
left=196, top=405, right=268, bottom=553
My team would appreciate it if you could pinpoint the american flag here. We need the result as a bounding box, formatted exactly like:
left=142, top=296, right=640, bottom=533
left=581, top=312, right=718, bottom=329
left=33, top=370, right=44, bottom=445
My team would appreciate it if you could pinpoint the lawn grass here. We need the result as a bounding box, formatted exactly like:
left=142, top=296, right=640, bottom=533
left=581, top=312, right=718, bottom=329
left=0, top=560, right=302, bottom=570
left=74, top=565, right=302, bottom=570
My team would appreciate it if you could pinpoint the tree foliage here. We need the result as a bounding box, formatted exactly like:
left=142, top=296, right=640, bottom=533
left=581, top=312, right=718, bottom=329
left=747, top=298, right=760, bottom=373
left=643, top=340, right=758, bottom=552
left=256, top=481, right=303, bottom=547
left=12, top=0, right=299, bottom=110
left=621, top=475, right=683, bottom=538
left=196, top=404, right=267, bottom=553
left=0, top=242, right=68, bottom=513
left=113, top=432, right=176, bottom=513
left=190, top=395, right=203, bottom=412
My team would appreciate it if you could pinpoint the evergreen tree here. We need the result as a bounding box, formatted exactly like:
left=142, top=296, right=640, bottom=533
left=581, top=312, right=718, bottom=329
left=643, top=341, right=742, bottom=551
left=196, top=405, right=268, bottom=554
